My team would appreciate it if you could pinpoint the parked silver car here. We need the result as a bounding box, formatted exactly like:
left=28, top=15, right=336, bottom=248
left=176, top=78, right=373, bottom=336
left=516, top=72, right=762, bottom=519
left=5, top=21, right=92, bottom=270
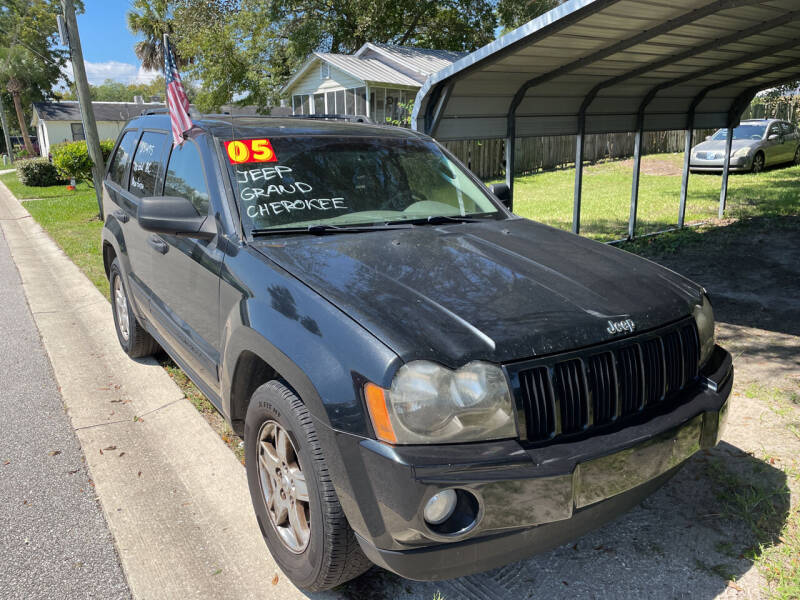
left=690, top=119, right=800, bottom=174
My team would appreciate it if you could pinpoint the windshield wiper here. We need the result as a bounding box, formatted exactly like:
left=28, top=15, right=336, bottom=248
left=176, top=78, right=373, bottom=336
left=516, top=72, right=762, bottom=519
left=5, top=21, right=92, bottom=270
left=250, top=223, right=413, bottom=236
left=398, top=215, right=483, bottom=226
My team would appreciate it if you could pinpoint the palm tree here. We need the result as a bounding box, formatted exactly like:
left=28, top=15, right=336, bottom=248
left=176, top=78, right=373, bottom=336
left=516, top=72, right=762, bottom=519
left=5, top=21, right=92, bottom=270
left=127, top=0, right=183, bottom=72
left=0, top=48, right=45, bottom=156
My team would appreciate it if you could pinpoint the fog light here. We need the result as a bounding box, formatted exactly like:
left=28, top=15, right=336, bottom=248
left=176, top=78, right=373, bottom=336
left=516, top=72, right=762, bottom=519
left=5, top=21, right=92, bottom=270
left=423, top=490, right=458, bottom=525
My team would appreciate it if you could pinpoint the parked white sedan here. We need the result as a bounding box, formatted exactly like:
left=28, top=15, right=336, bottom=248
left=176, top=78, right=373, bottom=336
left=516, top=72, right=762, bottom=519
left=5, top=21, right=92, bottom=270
left=690, top=118, right=800, bottom=174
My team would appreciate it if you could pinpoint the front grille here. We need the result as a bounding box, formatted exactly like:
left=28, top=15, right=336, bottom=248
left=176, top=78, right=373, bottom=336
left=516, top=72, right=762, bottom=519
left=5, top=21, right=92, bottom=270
left=514, top=320, right=701, bottom=443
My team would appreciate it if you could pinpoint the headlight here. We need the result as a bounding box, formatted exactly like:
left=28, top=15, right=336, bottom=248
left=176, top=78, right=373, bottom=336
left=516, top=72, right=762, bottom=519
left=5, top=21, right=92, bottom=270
left=732, top=146, right=751, bottom=158
left=693, top=293, right=715, bottom=368
left=364, top=361, right=517, bottom=444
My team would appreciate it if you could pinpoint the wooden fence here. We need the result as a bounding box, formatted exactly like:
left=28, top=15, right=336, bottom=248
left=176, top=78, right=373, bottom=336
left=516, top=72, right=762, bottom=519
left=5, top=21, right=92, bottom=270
left=443, top=130, right=712, bottom=180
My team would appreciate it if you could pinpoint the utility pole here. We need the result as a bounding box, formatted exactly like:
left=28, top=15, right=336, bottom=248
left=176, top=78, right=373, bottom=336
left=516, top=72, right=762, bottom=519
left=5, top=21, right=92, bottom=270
left=0, top=95, right=13, bottom=163
left=60, top=0, right=105, bottom=217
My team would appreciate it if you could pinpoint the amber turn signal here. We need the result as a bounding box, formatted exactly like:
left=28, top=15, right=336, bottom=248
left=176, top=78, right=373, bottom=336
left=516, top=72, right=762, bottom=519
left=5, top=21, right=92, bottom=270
left=364, top=383, right=397, bottom=444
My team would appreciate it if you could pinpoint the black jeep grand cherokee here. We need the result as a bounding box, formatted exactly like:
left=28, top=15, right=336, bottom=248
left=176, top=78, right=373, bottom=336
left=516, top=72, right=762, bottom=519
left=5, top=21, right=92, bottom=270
left=102, top=113, right=732, bottom=591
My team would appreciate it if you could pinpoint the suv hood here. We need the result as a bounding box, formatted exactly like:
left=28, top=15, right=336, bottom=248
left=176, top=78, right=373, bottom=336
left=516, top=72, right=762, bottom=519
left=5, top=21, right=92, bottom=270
left=254, top=219, right=701, bottom=367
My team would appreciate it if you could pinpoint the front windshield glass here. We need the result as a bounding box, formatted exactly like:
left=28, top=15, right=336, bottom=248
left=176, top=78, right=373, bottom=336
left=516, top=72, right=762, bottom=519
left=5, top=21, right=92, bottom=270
left=711, top=124, right=766, bottom=141
left=223, top=136, right=501, bottom=232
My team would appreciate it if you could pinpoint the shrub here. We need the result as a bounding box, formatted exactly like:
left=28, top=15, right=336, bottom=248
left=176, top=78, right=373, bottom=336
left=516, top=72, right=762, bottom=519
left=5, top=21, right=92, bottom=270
left=16, top=158, right=63, bottom=187
left=51, top=139, right=115, bottom=183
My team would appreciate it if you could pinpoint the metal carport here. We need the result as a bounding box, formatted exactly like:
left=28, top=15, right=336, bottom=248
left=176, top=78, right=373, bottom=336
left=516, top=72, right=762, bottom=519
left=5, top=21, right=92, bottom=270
left=411, top=0, right=800, bottom=238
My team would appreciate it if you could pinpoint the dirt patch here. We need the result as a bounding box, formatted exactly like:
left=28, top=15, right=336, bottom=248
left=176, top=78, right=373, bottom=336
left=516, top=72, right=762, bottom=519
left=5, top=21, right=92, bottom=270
left=614, top=156, right=684, bottom=176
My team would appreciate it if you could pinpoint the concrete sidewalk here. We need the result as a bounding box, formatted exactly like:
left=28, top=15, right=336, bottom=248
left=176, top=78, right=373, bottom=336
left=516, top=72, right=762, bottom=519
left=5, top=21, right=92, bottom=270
left=0, top=214, right=129, bottom=599
left=0, top=186, right=320, bottom=599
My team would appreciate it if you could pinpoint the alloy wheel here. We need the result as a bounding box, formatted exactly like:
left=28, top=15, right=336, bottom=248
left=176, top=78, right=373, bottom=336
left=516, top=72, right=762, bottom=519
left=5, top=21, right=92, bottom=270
left=113, top=275, right=130, bottom=341
left=752, top=153, right=764, bottom=174
left=257, top=420, right=310, bottom=553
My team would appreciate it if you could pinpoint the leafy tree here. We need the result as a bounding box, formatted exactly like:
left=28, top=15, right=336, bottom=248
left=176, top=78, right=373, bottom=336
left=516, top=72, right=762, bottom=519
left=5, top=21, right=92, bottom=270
left=170, top=0, right=497, bottom=112
left=59, top=76, right=193, bottom=103
left=0, top=0, right=72, bottom=154
left=496, top=0, right=568, bottom=32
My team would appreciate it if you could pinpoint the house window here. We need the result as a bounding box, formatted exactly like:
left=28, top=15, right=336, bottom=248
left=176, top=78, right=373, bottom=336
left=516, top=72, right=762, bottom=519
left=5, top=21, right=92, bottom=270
left=355, top=87, right=367, bottom=116
left=313, top=93, right=325, bottom=115
left=71, top=122, right=85, bottom=141
left=335, top=90, right=345, bottom=115
left=371, top=87, right=386, bottom=124
left=320, top=63, right=330, bottom=79
left=345, top=89, right=355, bottom=115
left=326, top=91, right=335, bottom=113
left=292, top=94, right=310, bottom=115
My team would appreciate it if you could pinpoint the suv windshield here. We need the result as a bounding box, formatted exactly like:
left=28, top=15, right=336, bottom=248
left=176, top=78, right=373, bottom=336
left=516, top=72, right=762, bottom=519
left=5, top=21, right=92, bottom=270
left=711, top=124, right=766, bottom=141
left=223, top=136, right=501, bottom=232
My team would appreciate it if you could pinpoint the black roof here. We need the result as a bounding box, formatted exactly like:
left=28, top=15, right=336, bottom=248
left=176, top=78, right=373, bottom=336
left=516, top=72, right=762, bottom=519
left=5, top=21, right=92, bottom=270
left=125, top=113, right=427, bottom=140
left=34, top=101, right=165, bottom=122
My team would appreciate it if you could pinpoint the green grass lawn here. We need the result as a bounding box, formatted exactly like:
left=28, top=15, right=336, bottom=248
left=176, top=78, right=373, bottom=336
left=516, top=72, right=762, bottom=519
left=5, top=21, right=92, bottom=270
left=504, top=153, right=800, bottom=241
left=0, top=173, right=108, bottom=298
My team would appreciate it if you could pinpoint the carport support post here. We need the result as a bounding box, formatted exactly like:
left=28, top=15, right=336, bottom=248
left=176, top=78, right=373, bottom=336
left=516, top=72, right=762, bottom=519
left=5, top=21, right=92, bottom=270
left=573, top=113, right=585, bottom=234
left=629, top=123, right=644, bottom=240
left=678, top=125, right=693, bottom=228
left=719, top=125, right=733, bottom=219
left=505, top=121, right=516, bottom=203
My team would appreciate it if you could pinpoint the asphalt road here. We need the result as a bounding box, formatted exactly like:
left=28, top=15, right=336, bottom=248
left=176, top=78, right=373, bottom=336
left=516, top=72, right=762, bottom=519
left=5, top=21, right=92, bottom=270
left=0, top=225, right=130, bottom=599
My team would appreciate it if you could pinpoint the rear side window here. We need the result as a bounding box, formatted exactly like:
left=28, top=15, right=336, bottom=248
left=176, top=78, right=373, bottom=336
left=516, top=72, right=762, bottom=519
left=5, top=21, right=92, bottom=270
left=163, top=141, right=210, bottom=215
left=129, top=132, right=169, bottom=198
left=107, top=131, right=138, bottom=187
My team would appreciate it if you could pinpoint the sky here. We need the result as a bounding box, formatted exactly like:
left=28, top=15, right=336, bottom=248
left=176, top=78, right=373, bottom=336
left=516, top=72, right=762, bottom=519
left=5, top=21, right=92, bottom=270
left=69, top=0, right=159, bottom=86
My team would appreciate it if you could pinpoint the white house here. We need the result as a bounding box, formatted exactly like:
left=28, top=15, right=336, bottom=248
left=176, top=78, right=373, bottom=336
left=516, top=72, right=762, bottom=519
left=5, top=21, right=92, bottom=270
left=281, top=43, right=465, bottom=124
left=32, top=100, right=164, bottom=157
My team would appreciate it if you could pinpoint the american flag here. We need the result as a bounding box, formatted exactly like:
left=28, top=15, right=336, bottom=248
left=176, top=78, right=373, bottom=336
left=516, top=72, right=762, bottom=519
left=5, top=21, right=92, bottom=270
left=163, top=34, right=194, bottom=145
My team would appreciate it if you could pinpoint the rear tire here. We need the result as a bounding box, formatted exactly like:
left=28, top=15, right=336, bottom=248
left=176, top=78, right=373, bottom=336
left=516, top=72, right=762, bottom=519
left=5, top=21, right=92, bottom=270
left=751, top=151, right=765, bottom=174
left=109, top=259, right=159, bottom=358
left=793, top=146, right=800, bottom=166
left=244, top=380, right=371, bottom=591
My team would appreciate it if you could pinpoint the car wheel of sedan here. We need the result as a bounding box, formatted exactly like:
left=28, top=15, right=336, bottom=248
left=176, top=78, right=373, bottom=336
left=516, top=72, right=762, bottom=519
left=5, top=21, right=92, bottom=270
left=244, top=380, right=372, bottom=591
left=794, top=146, right=800, bottom=166
left=109, top=258, right=159, bottom=358
left=751, top=151, right=765, bottom=174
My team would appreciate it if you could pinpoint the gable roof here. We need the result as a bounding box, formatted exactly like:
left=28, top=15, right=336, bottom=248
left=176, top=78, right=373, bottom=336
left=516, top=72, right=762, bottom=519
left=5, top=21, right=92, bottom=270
left=33, top=101, right=164, bottom=123
left=315, top=54, right=421, bottom=87
left=355, top=43, right=467, bottom=81
left=282, top=43, right=466, bottom=95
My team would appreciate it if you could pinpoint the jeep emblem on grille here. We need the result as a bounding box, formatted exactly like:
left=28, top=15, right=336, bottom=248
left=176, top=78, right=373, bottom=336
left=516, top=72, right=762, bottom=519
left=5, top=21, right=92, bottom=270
left=606, top=319, right=636, bottom=334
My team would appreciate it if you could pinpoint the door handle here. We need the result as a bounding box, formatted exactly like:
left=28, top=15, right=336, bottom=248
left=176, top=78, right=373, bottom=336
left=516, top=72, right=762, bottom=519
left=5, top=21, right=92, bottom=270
left=148, top=235, right=168, bottom=254
left=112, top=209, right=129, bottom=223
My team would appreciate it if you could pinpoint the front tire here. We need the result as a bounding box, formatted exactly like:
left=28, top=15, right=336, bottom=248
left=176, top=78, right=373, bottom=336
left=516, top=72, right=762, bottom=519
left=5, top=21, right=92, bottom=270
left=244, top=380, right=371, bottom=591
left=751, top=151, right=765, bottom=174
left=109, top=258, right=159, bottom=358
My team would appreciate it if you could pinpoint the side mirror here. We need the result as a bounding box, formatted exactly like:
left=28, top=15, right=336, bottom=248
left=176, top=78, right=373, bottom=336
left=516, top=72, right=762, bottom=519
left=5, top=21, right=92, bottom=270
left=138, top=196, right=215, bottom=239
left=768, top=134, right=780, bottom=141
left=489, top=183, right=513, bottom=211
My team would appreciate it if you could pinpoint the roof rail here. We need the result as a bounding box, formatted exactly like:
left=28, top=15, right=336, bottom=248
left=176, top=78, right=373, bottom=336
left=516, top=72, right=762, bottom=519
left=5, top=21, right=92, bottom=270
left=201, top=112, right=376, bottom=124
left=285, top=114, right=374, bottom=124
left=140, top=108, right=169, bottom=116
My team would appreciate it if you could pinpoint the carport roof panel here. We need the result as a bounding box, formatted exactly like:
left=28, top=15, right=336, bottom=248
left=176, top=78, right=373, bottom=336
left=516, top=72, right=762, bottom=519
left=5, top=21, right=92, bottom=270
left=412, top=0, right=800, bottom=140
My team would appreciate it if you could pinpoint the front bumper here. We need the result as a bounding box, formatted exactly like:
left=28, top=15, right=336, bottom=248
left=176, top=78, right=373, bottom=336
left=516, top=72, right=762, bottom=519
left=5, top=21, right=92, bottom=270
left=336, top=345, right=732, bottom=581
left=690, top=154, right=751, bottom=172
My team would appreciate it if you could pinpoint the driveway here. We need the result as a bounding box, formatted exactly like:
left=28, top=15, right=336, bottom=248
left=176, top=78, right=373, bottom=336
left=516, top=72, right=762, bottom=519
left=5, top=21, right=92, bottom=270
left=0, top=225, right=129, bottom=599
